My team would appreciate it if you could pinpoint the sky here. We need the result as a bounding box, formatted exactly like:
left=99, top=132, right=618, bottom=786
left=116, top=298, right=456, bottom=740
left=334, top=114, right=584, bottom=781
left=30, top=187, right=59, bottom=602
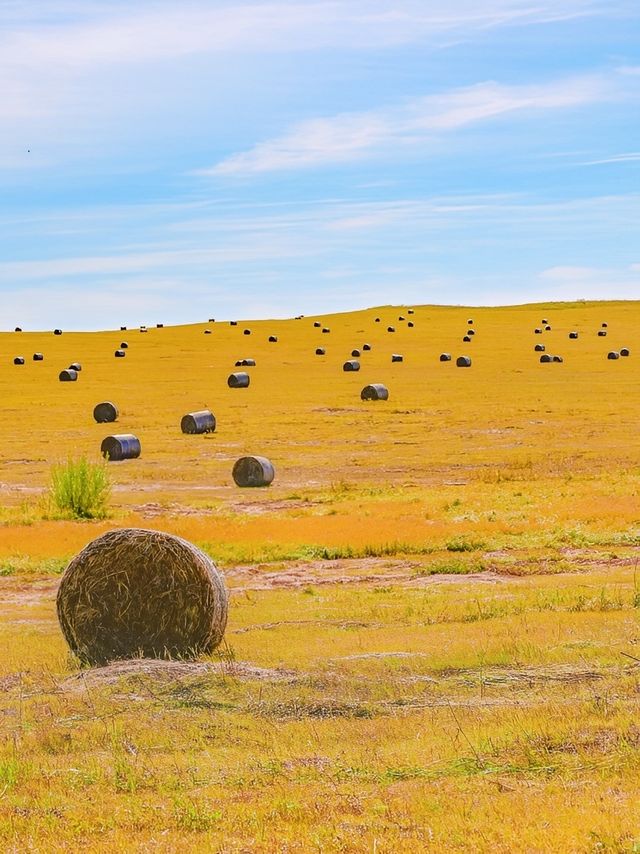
left=1, top=0, right=639, bottom=329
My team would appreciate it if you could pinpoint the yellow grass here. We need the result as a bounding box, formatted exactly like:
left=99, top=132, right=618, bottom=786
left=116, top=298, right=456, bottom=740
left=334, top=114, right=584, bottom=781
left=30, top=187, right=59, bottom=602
left=1, top=301, right=640, bottom=851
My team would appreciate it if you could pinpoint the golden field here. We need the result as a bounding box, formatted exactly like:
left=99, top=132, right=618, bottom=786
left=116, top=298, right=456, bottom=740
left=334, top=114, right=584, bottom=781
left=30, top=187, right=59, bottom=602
left=1, top=301, right=640, bottom=852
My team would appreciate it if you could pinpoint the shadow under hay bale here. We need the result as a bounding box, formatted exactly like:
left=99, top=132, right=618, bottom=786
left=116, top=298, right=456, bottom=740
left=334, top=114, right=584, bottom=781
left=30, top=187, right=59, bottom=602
left=440, top=353, right=452, bottom=362
left=343, top=360, right=360, bottom=372
left=535, top=344, right=545, bottom=352
left=181, top=410, right=216, bottom=434
left=232, top=455, right=275, bottom=487
left=391, top=354, right=403, bottom=362
left=456, top=356, right=472, bottom=367
left=620, top=348, right=630, bottom=357
left=114, top=349, right=126, bottom=358
left=361, top=383, right=388, bottom=401
left=101, top=434, right=141, bottom=461
left=56, top=528, right=228, bottom=666
left=32, top=353, right=43, bottom=361
left=315, top=347, right=325, bottom=355
left=59, top=369, right=77, bottom=382
left=13, top=356, right=24, bottom=365
left=93, top=402, right=119, bottom=423
left=607, top=351, right=620, bottom=360
left=228, top=372, right=250, bottom=388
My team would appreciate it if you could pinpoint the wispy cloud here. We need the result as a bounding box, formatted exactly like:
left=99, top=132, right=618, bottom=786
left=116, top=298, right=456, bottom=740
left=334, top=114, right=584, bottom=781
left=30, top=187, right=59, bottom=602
left=581, top=152, right=640, bottom=165
left=207, top=74, right=613, bottom=175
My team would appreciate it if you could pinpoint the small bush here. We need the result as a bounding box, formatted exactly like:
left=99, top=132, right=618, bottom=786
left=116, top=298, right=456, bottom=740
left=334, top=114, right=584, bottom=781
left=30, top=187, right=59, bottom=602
left=48, top=457, right=111, bottom=519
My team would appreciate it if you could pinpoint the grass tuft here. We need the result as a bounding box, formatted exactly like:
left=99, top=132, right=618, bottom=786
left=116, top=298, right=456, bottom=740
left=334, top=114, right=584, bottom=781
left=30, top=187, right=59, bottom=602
left=48, top=457, right=111, bottom=520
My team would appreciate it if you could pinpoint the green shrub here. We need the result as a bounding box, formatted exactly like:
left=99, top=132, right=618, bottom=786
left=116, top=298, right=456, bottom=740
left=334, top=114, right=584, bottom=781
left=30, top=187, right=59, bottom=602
left=48, top=457, right=111, bottom=519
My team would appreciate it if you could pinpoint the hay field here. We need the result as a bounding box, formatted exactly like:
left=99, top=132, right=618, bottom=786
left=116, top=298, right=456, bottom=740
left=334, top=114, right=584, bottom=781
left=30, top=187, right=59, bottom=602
left=1, top=301, right=640, bottom=851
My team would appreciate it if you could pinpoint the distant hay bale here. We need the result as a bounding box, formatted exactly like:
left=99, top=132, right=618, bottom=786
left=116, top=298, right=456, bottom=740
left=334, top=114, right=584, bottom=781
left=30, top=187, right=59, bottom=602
left=569, top=332, right=578, bottom=339
left=101, top=434, right=141, bottom=461
left=361, top=383, right=388, bottom=401
left=362, top=343, right=371, bottom=351
left=204, top=329, right=212, bottom=334
left=462, top=335, right=471, bottom=342
left=602, top=322, right=608, bottom=328
left=120, top=342, right=128, bottom=348
left=14, top=327, right=22, bottom=332
left=32, top=353, right=44, bottom=361
left=93, top=402, right=119, bottom=423
left=314, top=321, right=321, bottom=328
left=545, top=325, right=552, bottom=331
left=391, top=353, right=403, bottom=362
left=607, top=351, right=620, bottom=360
left=620, top=348, right=630, bottom=357
left=398, top=315, right=405, bottom=321
left=534, top=328, right=542, bottom=334
left=540, top=354, right=552, bottom=363
left=230, top=321, right=238, bottom=326
left=408, top=309, right=414, bottom=315
left=120, top=326, right=127, bottom=331
left=114, top=350, right=126, bottom=358
left=439, top=353, right=452, bottom=362
left=228, top=372, right=250, bottom=388
left=156, top=323, right=164, bottom=328
left=387, top=326, right=395, bottom=332
left=181, top=410, right=216, bottom=434
left=351, top=348, right=361, bottom=357
left=240, top=358, right=256, bottom=366
left=59, top=369, right=77, bottom=382
left=13, top=356, right=24, bottom=365
left=243, top=329, right=251, bottom=336
left=315, top=347, right=326, bottom=355
left=552, top=355, right=564, bottom=363
left=456, top=356, right=472, bottom=367
left=597, top=330, right=607, bottom=337
left=232, top=455, right=275, bottom=487
left=56, top=528, right=228, bottom=665
left=542, top=318, right=548, bottom=324
left=343, top=360, right=360, bottom=372
left=467, top=319, right=473, bottom=325
left=69, top=362, right=82, bottom=372
left=408, top=321, right=414, bottom=327
left=54, top=329, right=62, bottom=335
left=322, top=327, right=331, bottom=333
left=139, top=327, right=147, bottom=333
left=535, top=344, right=545, bottom=352
left=467, top=329, right=475, bottom=336
left=208, top=318, right=215, bottom=323
left=375, top=317, right=381, bottom=323
left=268, top=335, right=278, bottom=342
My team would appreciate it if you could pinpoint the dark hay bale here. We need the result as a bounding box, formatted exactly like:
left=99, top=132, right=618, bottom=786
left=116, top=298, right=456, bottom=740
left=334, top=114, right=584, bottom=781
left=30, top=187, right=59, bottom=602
left=243, top=329, right=251, bottom=336
left=59, top=369, right=77, bottom=382
left=114, top=350, right=126, bottom=358
left=467, top=329, right=475, bottom=336
left=361, top=383, right=388, bottom=401
left=408, top=309, right=414, bottom=314
left=315, top=347, right=326, bottom=355
left=439, top=353, right=452, bottom=362
left=32, top=353, right=44, bottom=361
left=535, top=344, right=545, bottom=352
left=140, top=327, right=147, bottom=333
left=343, top=360, right=360, bottom=372
left=93, top=402, right=119, bottom=423
left=398, top=315, right=405, bottom=321
left=375, top=317, right=381, bottom=322
left=228, top=372, right=250, bottom=388
left=598, top=330, right=607, bottom=337
left=467, top=319, right=473, bottom=325
left=534, top=328, right=542, bottom=334
left=322, top=327, right=330, bottom=333
left=391, top=354, right=403, bottom=362
left=552, top=355, right=563, bottom=363
left=230, top=321, right=238, bottom=326
left=463, top=335, right=471, bottom=342
left=241, top=358, right=256, bottom=367
left=602, top=322, right=608, bottom=328
left=542, top=318, right=548, bottom=324
left=607, top=351, right=620, bottom=360
left=181, top=410, right=216, bottom=434
left=620, top=348, right=630, bottom=357
left=351, top=349, right=361, bottom=357
left=362, top=343, right=371, bottom=351
left=204, top=329, right=212, bottom=334
left=54, top=329, right=62, bottom=335
left=56, top=528, right=228, bottom=665
left=408, top=321, right=414, bottom=327
left=314, top=321, right=321, bottom=328
left=456, top=356, right=472, bottom=367
left=268, top=336, right=278, bottom=343
left=120, top=326, right=127, bottom=331
left=232, top=455, right=275, bottom=487
left=120, top=342, right=128, bottom=348
left=545, top=325, right=552, bottom=331
left=569, top=332, right=578, bottom=339
left=14, top=327, right=22, bottom=332
left=101, top=434, right=141, bottom=461
left=13, top=356, right=24, bottom=365
left=69, top=362, right=82, bottom=372
left=540, top=354, right=552, bottom=363
left=208, top=318, right=216, bottom=323
left=156, top=323, right=164, bottom=328
left=387, top=326, right=395, bottom=332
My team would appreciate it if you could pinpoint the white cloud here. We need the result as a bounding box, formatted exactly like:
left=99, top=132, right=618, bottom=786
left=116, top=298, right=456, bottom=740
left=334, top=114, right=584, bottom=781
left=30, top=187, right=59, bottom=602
left=582, top=152, right=640, bottom=164
left=207, top=74, right=612, bottom=175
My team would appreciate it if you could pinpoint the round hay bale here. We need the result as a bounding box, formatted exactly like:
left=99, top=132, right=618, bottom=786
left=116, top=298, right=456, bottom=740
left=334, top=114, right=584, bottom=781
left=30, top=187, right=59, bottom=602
left=208, top=318, right=216, bottom=323
left=243, top=329, right=251, bottom=336
left=204, top=329, right=212, bottom=334
left=56, top=528, right=228, bottom=665
left=398, top=315, right=405, bottom=321
left=462, top=335, right=471, bottom=342
left=59, top=369, right=77, bottom=382
left=620, top=347, right=630, bottom=357
left=408, top=309, right=414, bottom=315
left=362, top=343, right=371, bottom=351
left=69, top=362, right=82, bottom=372
left=534, top=328, right=542, bottom=334
left=14, top=327, right=22, bottom=332
left=139, top=327, right=148, bottom=333
left=598, top=330, right=607, bottom=337
left=540, top=354, right=552, bottom=363
left=541, top=318, right=549, bottom=324
left=241, top=358, right=256, bottom=367
left=467, top=319, right=473, bottom=325
left=602, top=322, right=608, bottom=328
left=391, top=353, right=403, bottom=362
left=181, top=410, right=216, bottom=434
left=552, top=355, right=564, bottom=363
left=569, top=332, right=578, bottom=339
left=32, top=352, right=44, bottom=361
left=114, top=350, right=126, bottom=358
left=322, top=327, right=331, bottom=333
left=607, top=351, right=620, bottom=360
left=535, top=344, right=545, bottom=352
left=361, top=383, right=388, bottom=401
left=93, top=402, right=119, bottom=423
left=156, top=323, right=164, bottom=328
left=343, top=360, right=360, bottom=372
left=315, top=347, right=326, bottom=355
left=232, top=456, right=275, bottom=487
left=439, top=353, right=451, bottom=362
left=120, top=326, right=127, bottom=331
left=268, top=335, right=278, bottom=343
left=351, top=349, right=361, bottom=357
left=387, top=326, right=395, bottom=332
left=407, top=321, right=414, bottom=327
left=467, top=329, right=475, bottom=336
left=545, top=325, right=552, bottom=331
left=375, top=317, right=381, bottom=323
left=120, top=341, right=129, bottom=348
left=313, top=321, right=321, bottom=328
left=54, top=329, right=62, bottom=335
left=101, top=434, right=140, bottom=461
left=230, top=320, right=238, bottom=326
left=13, top=356, right=25, bottom=365
left=228, top=372, right=250, bottom=388
left=456, top=356, right=472, bottom=367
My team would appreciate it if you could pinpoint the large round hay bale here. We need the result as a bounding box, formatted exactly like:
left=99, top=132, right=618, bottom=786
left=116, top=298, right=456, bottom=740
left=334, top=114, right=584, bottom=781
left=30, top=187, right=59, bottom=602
left=230, top=320, right=238, bottom=326
left=343, top=360, right=360, bottom=372
left=232, top=455, right=275, bottom=487
left=620, top=348, right=630, bottom=357
left=545, top=325, right=552, bottom=331
left=59, top=369, right=77, bottom=382
left=462, top=335, right=471, bottom=342
left=439, top=353, right=451, bottom=362
left=243, top=329, right=251, bottom=336
left=387, top=326, right=395, bottom=332
left=156, top=323, right=164, bottom=328
left=93, top=402, right=119, bottom=423
left=181, top=410, right=216, bottom=434
left=120, top=326, right=127, bottom=331
left=56, top=528, right=228, bottom=665
left=204, top=329, right=212, bottom=334
left=361, top=383, right=388, bottom=401
left=322, top=327, right=331, bottom=333
left=534, top=328, right=542, bottom=334
left=14, top=327, right=22, bottom=332
left=467, top=329, right=475, bottom=336
left=101, top=434, right=141, bottom=461
left=228, top=372, right=250, bottom=388
left=268, top=335, right=278, bottom=343
left=239, top=358, right=256, bottom=367
left=407, top=321, right=414, bottom=328
left=552, top=355, right=564, bottom=363
left=456, top=356, right=472, bottom=367
left=467, top=319, right=473, bottom=325
left=602, top=322, right=608, bottom=328
left=408, top=309, right=414, bottom=315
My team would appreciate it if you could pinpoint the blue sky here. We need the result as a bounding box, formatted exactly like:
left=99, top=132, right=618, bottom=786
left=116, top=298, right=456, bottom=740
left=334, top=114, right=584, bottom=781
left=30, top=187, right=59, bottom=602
left=1, top=0, right=639, bottom=329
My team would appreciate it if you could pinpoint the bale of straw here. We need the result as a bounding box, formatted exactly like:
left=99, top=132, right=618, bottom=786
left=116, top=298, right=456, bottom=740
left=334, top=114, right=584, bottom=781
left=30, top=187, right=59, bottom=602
left=569, top=332, right=578, bottom=339
left=535, top=344, right=545, bottom=352
left=268, top=336, right=278, bottom=342
left=241, top=358, right=256, bottom=366
left=14, top=327, right=22, bottom=332
left=463, top=335, right=471, bottom=342
left=351, top=349, right=361, bottom=357
left=120, top=326, right=127, bottom=331
left=140, top=327, right=147, bottom=333
left=181, top=410, right=216, bottom=434
left=467, top=319, right=473, bottom=325
left=204, top=329, right=212, bottom=334
left=545, top=325, right=552, bottom=331
left=408, top=309, right=414, bottom=314
left=228, top=372, right=250, bottom=388
left=602, top=322, right=608, bottom=328
left=620, top=348, right=630, bottom=357
left=552, top=355, right=564, bottom=363
left=315, top=347, right=326, bottom=355
left=540, top=354, right=552, bottom=363
left=408, top=321, right=414, bottom=327
left=314, top=321, right=321, bottom=327
left=375, top=317, right=381, bottom=322
left=361, top=383, right=388, bottom=401
left=343, top=360, right=360, bottom=372
left=607, top=351, right=620, bottom=360
left=232, top=456, right=275, bottom=487
left=156, top=323, right=164, bottom=328
left=456, top=356, right=472, bottom=367
left=101, top=434, right=140, bottom=461
left=467, top=329, right=475, bottom=336
left=387, top=326, right=395, bottom=332
left=439, top=353, right=451, bottom=362
left=391, top=354, right=403, bottom=362
left=598, top=330, right=607, bottom=337
left=322, top=327, right=331, bottom=333
left=114, top=350, right=126, bottom=358
left=120, top=342, right=129, bottom=348
left=69, top=362, right=82, bottom=371
left=93, top=402, right=119, bottom=423
left=362, top=343, right=371, bottom=350
left=56, top=528, right=228, bottom=665
left=542, top=318, right=549, bottom=324
left=534, top=328, right=542, bottom=334
left=13, top=356, right=24, bottom=365
left=243, top=329, right=251, bottom=336
left=54, top=329, right=63, bottom=335
left=230, top=321, right=238, bottom=326
left=32, top=353, right=44, bottom=361
left=59, top=369, right=77, bottom=382
left=398, top=315, right=405, bottom=321
left=208, top=318, right=216, bottom=323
